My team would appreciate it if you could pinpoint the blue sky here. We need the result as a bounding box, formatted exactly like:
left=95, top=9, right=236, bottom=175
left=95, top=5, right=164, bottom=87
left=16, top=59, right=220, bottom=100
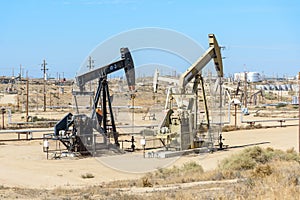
left=0, top=0, right=299, bottom=78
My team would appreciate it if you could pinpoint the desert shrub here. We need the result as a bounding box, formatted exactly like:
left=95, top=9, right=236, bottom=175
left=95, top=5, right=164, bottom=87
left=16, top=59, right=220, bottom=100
left=221, top=153, right=256, bottom=170
left=265, top=148, right=300, bottom=164
left=222, top=125, right=237, bottom=132
left=32, top=116, right=44, bottom=122
left=142, top=177, right=153, bottom=187
left=265, top=93, right=276, bottom=100
left=220, top=146, right=300, bottom=171
left=276, top=103, right=287, bottom=109
left=182, top=161, right=204, bottom=173
left=141, top=162, right=204, bottom=185
left=220, top=146, right=270, bottom=170
left=53, top=187, right=77, bottom=196
left=210, top=170, right=242, bottom=180
left=252, top=164, right=273, bottom=178
left=286, top=147, right=296, bottom=154
left=245, top=125, right=252, bottom=130
left=32, top=116, right=38, bottom=122
left=246, top=146, right=270, bottom=163
left=31, top=116, right=57, bottom=122
left=81, top=173, right=94, bottom=179
left=281, top=148, right=300, bottom=163
left=154, top=166, right=180, bottom=179
left=254, top=124, right=263, bottom=129
left=265, top=147, right=274, bottom=152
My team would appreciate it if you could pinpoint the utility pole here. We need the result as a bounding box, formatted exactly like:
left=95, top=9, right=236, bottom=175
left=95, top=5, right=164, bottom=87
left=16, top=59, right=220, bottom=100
left=1, top=107, right=5, bottom=129
left=26, top=71, right=29, bottom=122
left=244, top=71, right=248, bottom=108
left=87, top=56, right=94, bottom=110
left=298, top=72, right=300, bottom=153
left=41, top=60, right=48, bottom=112
left=36, top=91, right=38, bottom=111
left=19, top=65, right=22, bottom=80
left=17, top=65, right=22, bottom=111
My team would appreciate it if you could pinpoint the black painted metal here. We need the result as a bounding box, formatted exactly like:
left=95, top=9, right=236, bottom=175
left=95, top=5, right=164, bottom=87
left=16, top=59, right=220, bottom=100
left=54, top=113, right=73, bottom=136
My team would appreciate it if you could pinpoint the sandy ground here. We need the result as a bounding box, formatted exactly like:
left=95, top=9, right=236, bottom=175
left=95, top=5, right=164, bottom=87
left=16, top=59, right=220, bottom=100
left=0, top=125, right=298, bottom=189
left=0, top=94, right=16, bottom=105
left=0, top=82, right=299, bottom=190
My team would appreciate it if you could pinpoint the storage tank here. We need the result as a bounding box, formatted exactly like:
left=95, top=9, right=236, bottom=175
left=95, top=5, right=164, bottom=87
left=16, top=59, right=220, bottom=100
left=292, top=96, right=299, bottom=105
left=234, top=72, right=245, bottom=82
left=247, top=72, right=262, bottom=82
left=291, top=84, right=299, bottom=91
left=256, top=85, right=263, bottom=90
left=280, top=84, right=288, bottom=91
left=264, top=85, right=270, bottom=90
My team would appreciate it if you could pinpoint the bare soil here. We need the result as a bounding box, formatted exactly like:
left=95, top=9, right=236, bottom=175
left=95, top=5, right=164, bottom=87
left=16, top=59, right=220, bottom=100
left=0, top=81, right=299, bottom=199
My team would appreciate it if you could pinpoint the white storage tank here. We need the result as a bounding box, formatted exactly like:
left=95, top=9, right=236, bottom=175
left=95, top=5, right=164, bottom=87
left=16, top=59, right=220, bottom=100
left=234, top=72, right=245, bottom=82
left=280, top=84, right=288, bottom=91
left=292, top=96, right=299, bottom=105
left=247, top=72, right=262, bottom=82
left=256, top=85, right=263, bottom=90
left=234, top=72, right=262, bottom=82
left=269, top=85, right=275, bottom=90
left=264, top=85, right=270, bottom=90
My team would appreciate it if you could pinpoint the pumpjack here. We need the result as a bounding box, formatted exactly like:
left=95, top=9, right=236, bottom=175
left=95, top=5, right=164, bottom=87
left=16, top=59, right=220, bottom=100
left=52, top=48, right=135, bottom=154
left=156, top=34, right=224, bottom=151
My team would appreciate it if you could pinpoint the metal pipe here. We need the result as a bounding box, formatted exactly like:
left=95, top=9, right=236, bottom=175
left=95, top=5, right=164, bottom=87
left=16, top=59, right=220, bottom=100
left=2, top=112, right=4, bottom=129
left=234, top=104, right=237, bottom=128
left=227, top=102, right=231, bottom=124
left=131, top=93, right=135, bottom=135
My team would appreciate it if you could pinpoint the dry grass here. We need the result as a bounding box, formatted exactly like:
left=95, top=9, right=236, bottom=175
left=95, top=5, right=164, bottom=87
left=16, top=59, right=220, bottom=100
left=220, top=146, right=300, bottom=171
left=146, top=161, right=205, bottom=185
left=222, top=125, right=239, bottom=132
left=222, top=124, right=263, bottom=132
left=2, top=147, right=300, bottom=199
